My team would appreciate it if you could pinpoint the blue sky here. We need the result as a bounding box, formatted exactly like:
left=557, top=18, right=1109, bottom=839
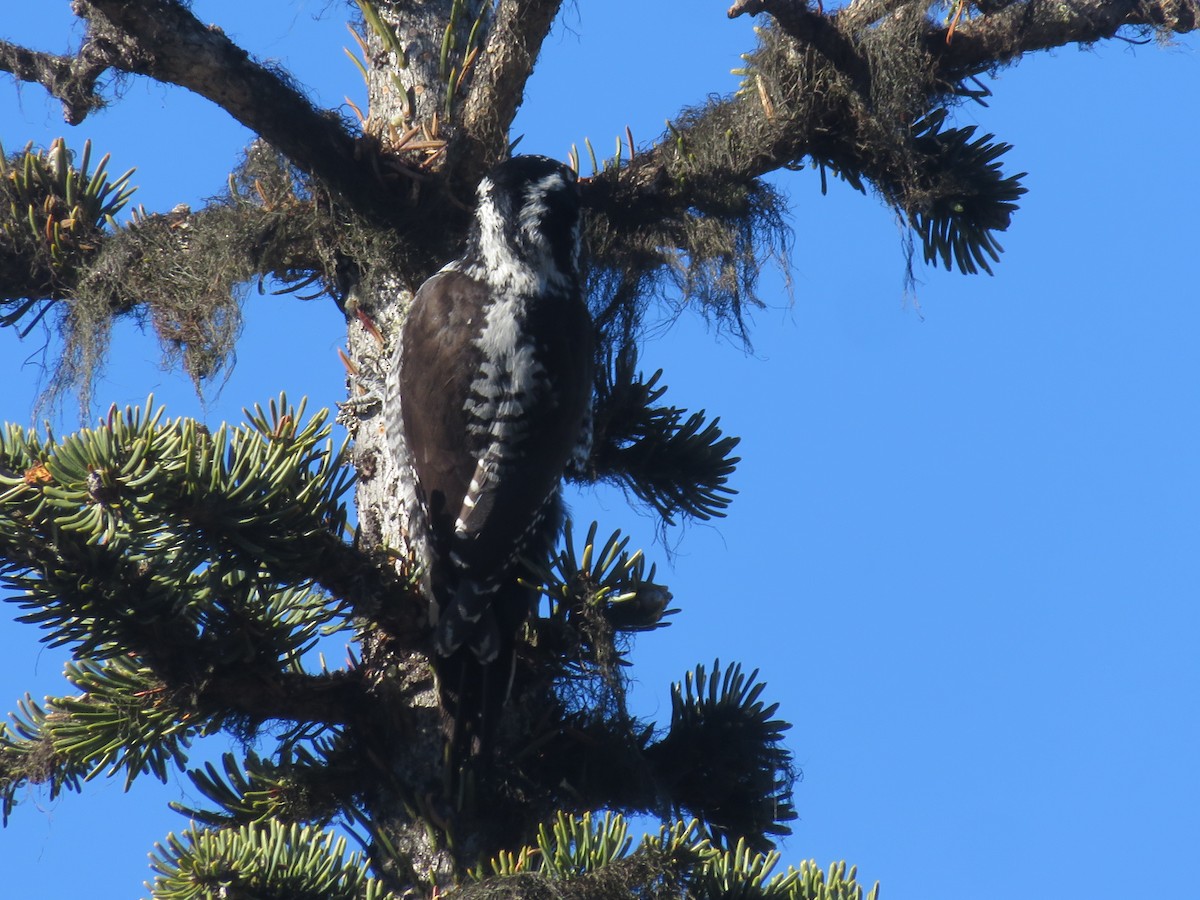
left=3, top=2, right=1198, bottom=897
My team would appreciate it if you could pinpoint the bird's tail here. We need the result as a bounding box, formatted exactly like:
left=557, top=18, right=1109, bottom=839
left=432, top=641, right=513, bottom=799
left=429, top=570, right=538, bottom=800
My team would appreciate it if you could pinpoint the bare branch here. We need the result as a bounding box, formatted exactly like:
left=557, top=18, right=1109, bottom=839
left=932, top=0, right=1199, bottom=75
left=456, top=0, right=566, bottom=184
left=71, top=0, right=395, bottom=221
left=734, top=0, right=1199, bottom=82
left=0, top=39, right=107, bottom=124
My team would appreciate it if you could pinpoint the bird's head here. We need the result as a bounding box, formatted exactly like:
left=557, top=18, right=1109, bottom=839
left=470, top=155, right=582, bottom=292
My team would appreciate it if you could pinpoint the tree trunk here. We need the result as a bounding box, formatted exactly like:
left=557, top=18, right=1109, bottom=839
left=341, top=1, right=497, bottom=883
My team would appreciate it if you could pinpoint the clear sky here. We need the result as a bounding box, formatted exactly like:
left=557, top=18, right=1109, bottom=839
left=3, top=3, right=1198, bottom=898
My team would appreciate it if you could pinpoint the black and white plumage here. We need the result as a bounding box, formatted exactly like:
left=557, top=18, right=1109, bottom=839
left=385, top=155, right=593, bottom=757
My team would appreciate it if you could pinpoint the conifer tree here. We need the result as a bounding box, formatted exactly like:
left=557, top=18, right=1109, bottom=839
left=1, top=2, right=1195, bottom=897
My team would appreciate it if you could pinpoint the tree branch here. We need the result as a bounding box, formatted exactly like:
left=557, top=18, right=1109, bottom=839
left=70, top=0, right=396, bottom=221
left=196, top=667, right=368, bottom=727
left=838, top=0, right=920, bottom=30
left=596, top=0, right=1196, bottom=250
left=267, top=531, right=429, bottom=648
left=729, top=0, right=868, bottom=86
left=455, top=0, right=566, bottom=185
left=932, top=0, right=1199, bottom=75
left=0, top=39, right=107, bottom=124
left=732, top=0, right=1200, bottom=89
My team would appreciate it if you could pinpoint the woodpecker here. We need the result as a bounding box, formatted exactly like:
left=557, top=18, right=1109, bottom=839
left=385, top=155, right=593, bottom=761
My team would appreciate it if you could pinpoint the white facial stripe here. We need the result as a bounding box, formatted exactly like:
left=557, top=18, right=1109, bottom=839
left=517, top=174, right=565, bottom=238
left=472, top=169, right=577, bottom=295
